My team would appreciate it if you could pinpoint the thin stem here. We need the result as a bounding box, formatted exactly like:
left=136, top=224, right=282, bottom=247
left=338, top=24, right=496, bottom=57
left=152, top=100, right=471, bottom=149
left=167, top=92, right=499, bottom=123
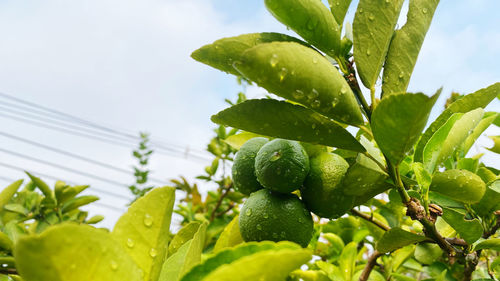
left=359, top=125, right=374, bottom=139
left=387, top=161, right=410, bottom=204
left=210, top=183, right=232, bottom=222
left=359, top=250, right=383, bottom=281
left=370, top=87, right=376, bottom=109
left=346, top=72, right=371, bottom=121
left=363, top=152, right=388, bottom=173
left=351, top=209, right=390, bottom=231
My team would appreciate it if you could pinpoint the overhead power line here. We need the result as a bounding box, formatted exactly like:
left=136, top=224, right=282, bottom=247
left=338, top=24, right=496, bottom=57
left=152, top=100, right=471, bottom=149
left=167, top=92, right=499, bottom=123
left=0, top=132, right=169, bottom=184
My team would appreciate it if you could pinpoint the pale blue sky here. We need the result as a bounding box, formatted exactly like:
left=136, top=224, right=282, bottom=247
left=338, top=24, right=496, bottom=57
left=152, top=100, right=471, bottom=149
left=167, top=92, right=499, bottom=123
left=0, top=0, right=498, bottom=227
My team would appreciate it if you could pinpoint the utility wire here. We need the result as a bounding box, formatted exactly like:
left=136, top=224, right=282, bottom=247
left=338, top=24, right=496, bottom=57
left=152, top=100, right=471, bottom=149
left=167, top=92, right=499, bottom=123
left=0, top=132, right=169, bottom=184
left=0, top=92, right=210, bottom=156
left=0, top=161, right=131, bottom=201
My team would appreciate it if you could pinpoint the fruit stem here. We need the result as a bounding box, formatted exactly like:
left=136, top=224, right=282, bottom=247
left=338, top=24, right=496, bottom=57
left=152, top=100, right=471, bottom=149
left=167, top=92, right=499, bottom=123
left=350, top=209, right=390, bottom=231
left=345, top=72, right=372, bottom=121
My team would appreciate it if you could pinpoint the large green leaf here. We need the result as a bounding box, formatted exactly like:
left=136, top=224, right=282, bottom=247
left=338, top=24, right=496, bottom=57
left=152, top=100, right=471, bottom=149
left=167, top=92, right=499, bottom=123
left=462, top=112, right=499, bottom=155
left=414, top=244, right=442, bottom=265
left=265, top=0, right=341, bottom=57
left=376, top=228, right=428, bottom=253
left=182, top=242, right=301, bottom=281
left=211, top=99, right=365, bottom=152
left=112, top=187, right=176, bottom=281
left=487, top=136, right=500, bottom=154
left=328, top=0, right=352, bottom=25
left=353, top=0, right=404, bottom=89
left=474, top=238, right=500, bottom=251
left=415, top=83, right=500, bottom=162
left=234, top=42, right=363, bottom=126
left=0, top=180, right=23, bottom=210
left=372, top=92, right=439, bottom=164
left=441, top=207, right=482, bottom=244
left=158, top=223, right=207, bottom=281
left=423, top=108, right=484, bottom=173
left=191, top=33, right=304, bottom=76
left=213, top=216, right=243, bottom=253
left=338, top=242, right=357, bottom=281
left=430, top=169, right=486, bottom=204
left=473, top=180, right=500, bottom=217
left=382, top=0, right=440, bottom=96
left=26, top=173, right=54, bottom=203
left=195, top=246, right=310, bottom=281
left=168, top=221, right=202, bottom=256
left=14, top=224, right=143, bottom=281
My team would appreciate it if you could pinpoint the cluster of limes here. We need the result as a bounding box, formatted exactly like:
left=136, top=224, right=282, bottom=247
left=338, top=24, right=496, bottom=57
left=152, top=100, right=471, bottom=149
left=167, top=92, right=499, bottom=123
left=233, top=137, right=349, bottom=247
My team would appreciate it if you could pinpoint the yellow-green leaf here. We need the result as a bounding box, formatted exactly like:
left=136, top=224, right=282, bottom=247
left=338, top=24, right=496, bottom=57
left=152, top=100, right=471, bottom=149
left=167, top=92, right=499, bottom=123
left=223, top=132, right=263, bottom=150
left=473, top=180, right=500, bottom=217
left=211, top=99, right=365, bottom=152
left=376, top=227, right=428, bottom=253
left=112, top=187, right=176, bottom=281
left=265, top=0, right=341, bottom=57
left=14, top=224, right=143, bottom=281
left=168, top=221, right=202, bottom=256
left=213, top=216, right=244, bottom=253
left=0, top=180, right=23, bottom=210
left=441, top=207, right=482, bottom=244
left=382, top=0, right=440, bottom=96
left=191, top=33, right=305, bottom=76
left=430, top=169, right=486, bottom=204
left=328, top=0, right=352, bottom=25
left=462, top=112, right=499, bottom=155
left=474, top=238, right=500, bottom=251
left=234, top=42, right=363, bottom=126
left=353, top=0, right=404, bottom=89
left=487, top=136, right=500, bottom=154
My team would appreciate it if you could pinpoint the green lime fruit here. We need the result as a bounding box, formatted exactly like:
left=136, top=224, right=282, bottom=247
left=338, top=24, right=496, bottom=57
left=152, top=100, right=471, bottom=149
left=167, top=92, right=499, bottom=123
left=238, top=189, right=313, bottom=247
left=300, top=152, right=353, bottom=218
left=232, top=137, right=269, bottom=195
left=255, top=139, right=309, bottom=193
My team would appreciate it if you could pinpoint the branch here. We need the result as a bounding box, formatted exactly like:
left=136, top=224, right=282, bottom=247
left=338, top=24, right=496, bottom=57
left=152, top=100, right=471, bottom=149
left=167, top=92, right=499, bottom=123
left=359, top=250, right=383, bottom=281
left=346, top=72, right=371, bottom=121
left=351, top=209, right=390, bottom=231
left=209, top=183, right=232, bottom=222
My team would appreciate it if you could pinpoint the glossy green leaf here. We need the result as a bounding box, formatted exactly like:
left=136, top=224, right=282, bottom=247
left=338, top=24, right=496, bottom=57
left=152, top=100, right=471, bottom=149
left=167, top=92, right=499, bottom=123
left=0, top=180, right=23, bottom=210
left=372, top=92, right=439, bottom=164
left=338, top=242, right=357, bottom=281
left=26, top=172, right=54, bottom=203
left=487, top=136, right=500, bottom=154
left=423, top=108, right=484, bottom=173
left=182, top=241, right=301, bottom=281
left=353, top=0, right=404, bottom=89
left=376, top=227, right=428, bottom=253
left=112, top=187, right=176, bottom=281
left=195, top=246, right=310, bottom=281
left=430, top=169, right=486, bottom=204
left=265, top=0, right=341, bottom=57
left=328, top=0, right=352, bottom=24
left=414, top=244, right=442, bottom=265
left=234, top=42, right=363, bottom=126
left=290, top=270, right=331, bottom=281
left=61, top=195, right=99, bottom=213
left=473, top=180, right=500, bottom=217
left=441, top=207, right=482, bottom=244
left=213, top=216, right=243, bottom=253
left=494, top=113, right=500, bottom=127
left=391, top=245, right=416, bottom=271
left=223, top=132, right=263, bottom=150
left=191, top=33, right=304, bottom=76
left=382, top=0, right=440, bottom=96
left=415, top=83, right=500, bottom=162
left=462, top=112, right=499, bottom=155
left=159, top=223, right=207, bottom=281
left=211, top=99, right=365, bottom=152
left=168, top=221, right=202, bottom=256
left=14, top=224, right=143, bottom=281
left=474, top=238, right=500, bottom=251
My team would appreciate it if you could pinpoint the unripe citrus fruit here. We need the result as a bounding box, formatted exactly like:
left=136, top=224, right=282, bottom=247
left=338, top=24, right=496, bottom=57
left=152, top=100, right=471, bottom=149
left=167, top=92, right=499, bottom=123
left=300, top=152, right=352, bottom=218
left=238, top=189, right=313, bottom=247
left=232, top=137, right=269, bottom=195
left=255, top=139, right=309, bottom=193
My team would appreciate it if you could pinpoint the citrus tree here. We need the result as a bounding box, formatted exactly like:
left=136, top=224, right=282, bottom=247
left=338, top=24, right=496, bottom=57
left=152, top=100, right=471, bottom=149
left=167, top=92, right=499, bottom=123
left=1, top=0, right=500, bottom=281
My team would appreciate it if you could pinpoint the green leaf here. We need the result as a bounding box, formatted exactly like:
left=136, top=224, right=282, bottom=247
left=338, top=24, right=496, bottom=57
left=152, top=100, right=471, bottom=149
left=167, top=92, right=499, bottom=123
left=112, top=187, right=176, bottom=281
left=412, top=162, right=432, bottom=205
left=211, top=99, right=365, bottom=152
left=423, top=108, right=484, bottom=173
left=191, top=33, right=304, bottom=76
left=159, top=223, right=207, bottom=281
left=234, top=42, right=363, bottom=126
left=462, top=112, right=499, bottom=155
left=58, top=185, right=90, bottom=204
left=353, top=0, right=404, bottom=89
left=430, top=169, right=486, bottom=204
left=328, top=0, right=352, bottom=25
left=0, top=232, right=13, bottom=251
left=474, top=238, right=500, bottom=251
left=213, top=216, right=244, bottom=253
left=414, top=244, right=442, bottom=265
left=3, top=204, right=28, bottom=215
left=190, top=244, right=310, bottom=281
left=376, top=227, right=428, bottom=253
left=415, top=83, right=500, bottom=162
left=14, top=224, right=143, bottom=281
left=353, top=269, right=385, bottom=281
left=440, top=207, right=482, bottom=244
left=391, top=245, right=416, bottom=271
left=473, top=180, right=500, bottom=217
left=168, top=221, right=202, bottom=256
left=265, top=0, right=341, bottom=57
left=0, top=180, right=23, bottom=210
left=61, top=195, right=99, bottom=213
left=223, top=132, right=263, bottom=150
left=338, top=242, right=357, bottom=281
left=182, top=241, right=301, bottom=281
left=487, top=136, right=500, bottom=154
left=372, top=91, right=440, bottom=164
left=290, top=270, right=331, bottom=281
left=381, top=0, right=440, bottom=96
left=26, top=173, right=54, bottom=203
